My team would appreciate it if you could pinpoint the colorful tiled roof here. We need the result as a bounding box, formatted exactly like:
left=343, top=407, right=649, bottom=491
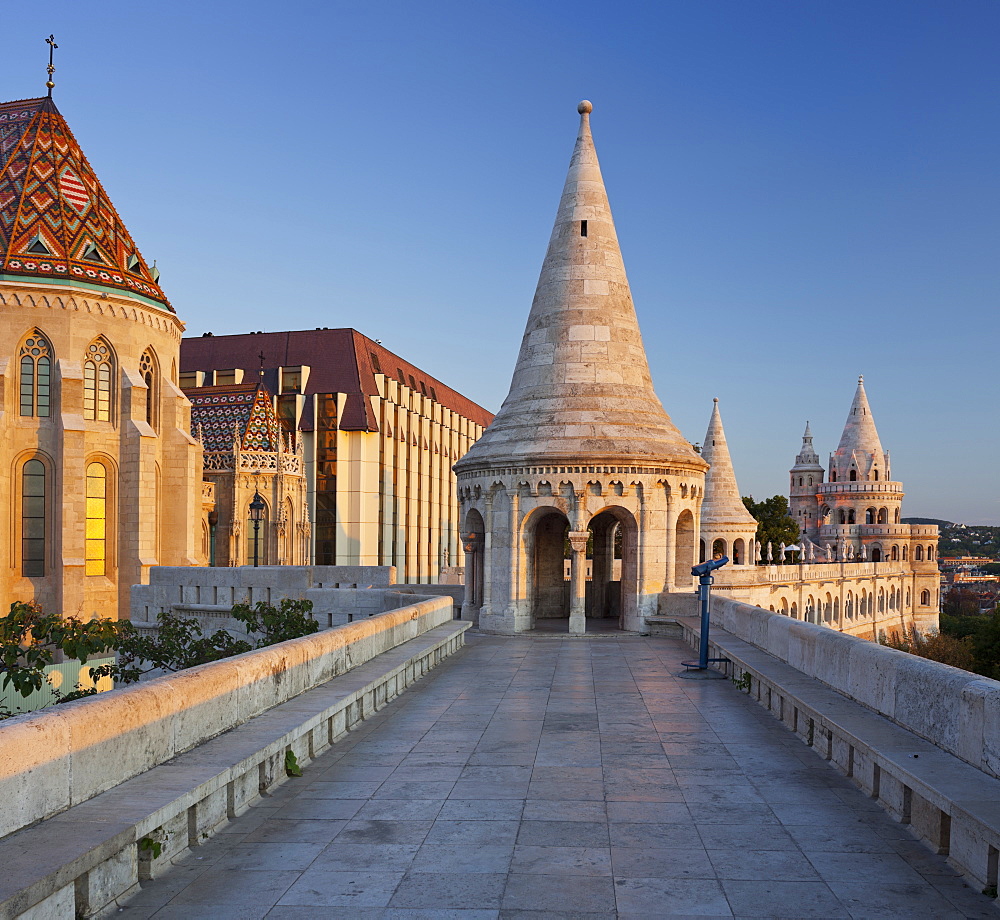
left=187, top=382, right=283, bottom=452
left=181, top=329, right=494, bottom=432
left=0, top=96, right=171, bottom=311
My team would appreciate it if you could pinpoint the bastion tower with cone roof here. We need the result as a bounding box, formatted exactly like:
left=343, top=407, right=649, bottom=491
left=454, top=102, right=708, bottom=635
left=0, top=93, right=204, bottom=620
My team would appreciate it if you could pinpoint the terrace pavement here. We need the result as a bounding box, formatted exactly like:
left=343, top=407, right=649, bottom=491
left=120, top=633, right=998, bottom=919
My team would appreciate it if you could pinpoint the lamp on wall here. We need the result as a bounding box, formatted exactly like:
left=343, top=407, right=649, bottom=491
left=249, top=490, right=266, bottom=568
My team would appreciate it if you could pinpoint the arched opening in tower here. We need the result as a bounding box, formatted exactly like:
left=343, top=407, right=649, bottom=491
left=463, top=508, right=485, bottom=613
left=588, top=507, right=637, bottom=628
left=527, top=508, right=571, bottom=624
left=675, top=510, right=696, bottom=587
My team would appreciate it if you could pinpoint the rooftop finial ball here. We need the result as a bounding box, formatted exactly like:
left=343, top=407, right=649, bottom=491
left=578, top=100, right=593, bottom=114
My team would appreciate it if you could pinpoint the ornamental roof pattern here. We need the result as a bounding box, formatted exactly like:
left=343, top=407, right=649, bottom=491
left=0, top=97, right=171, bottom=311
left=187, top=382, right=283, bottom=453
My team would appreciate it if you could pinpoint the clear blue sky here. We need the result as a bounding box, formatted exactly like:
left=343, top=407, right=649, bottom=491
left=5, top=1, right=998, bottom=523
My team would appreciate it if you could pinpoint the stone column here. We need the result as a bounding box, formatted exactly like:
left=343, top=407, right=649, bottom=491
left=568, top=531, right=589, bottom=636
left=481, top=492, right=494, bottom=619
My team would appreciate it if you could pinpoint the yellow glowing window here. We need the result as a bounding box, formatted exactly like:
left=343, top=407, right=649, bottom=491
left=85, top=463, right=107, bottom=576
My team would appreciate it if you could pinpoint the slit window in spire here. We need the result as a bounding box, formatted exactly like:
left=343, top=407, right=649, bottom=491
left=580, top=220, right=588, bottom=237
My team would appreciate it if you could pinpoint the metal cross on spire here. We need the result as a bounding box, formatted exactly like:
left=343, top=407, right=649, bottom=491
left=258, top=351, right=266, bottom=378
left=45, top=35, right=58, bottom=97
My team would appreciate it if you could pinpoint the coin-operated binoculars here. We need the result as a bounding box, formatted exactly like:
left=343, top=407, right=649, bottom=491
left=683, top=555, right=729, bottom=673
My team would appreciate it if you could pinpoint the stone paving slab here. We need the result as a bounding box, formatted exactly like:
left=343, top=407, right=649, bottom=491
left=119, top=635, right=999, bottom=919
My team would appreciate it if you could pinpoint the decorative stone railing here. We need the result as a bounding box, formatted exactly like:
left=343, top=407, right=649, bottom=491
left=0, top=594, right=466, bottom=918
left=201, top=450, right=303, bottom=476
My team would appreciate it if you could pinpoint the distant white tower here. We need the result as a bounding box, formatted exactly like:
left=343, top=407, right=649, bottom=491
left=789, top=421, right=825, bottom=540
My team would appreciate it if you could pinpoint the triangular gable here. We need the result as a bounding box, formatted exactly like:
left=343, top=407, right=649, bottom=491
left=0, top=97, right=170, bottom=311
left=241, top=386, right=282, bottom=452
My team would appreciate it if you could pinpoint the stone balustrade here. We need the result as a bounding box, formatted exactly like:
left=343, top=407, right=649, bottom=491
left=0, top=594, right=466, bottom=918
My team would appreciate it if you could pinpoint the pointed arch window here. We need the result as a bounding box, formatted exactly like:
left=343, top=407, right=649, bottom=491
left=19, top=331, right=52, bottom=417
left=21, top=459, right=47, bottom=576
left=85, top=463, right=107, bottom=576
left=140, top=349, right=158, bottom=429
left=83, top=338, right=115, bottom=422
left=849, top=469, right=857, bottom=482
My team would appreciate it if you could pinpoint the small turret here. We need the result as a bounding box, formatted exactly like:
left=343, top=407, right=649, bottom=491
left=789, top=421, right=825, bottom=539
left=699, top=399, right=758, bottom=566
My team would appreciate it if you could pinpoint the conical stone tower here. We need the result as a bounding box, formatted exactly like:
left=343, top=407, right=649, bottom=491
left=455, top=102, right=707, bottom=635
left=699, top=400, right=758, bottom=567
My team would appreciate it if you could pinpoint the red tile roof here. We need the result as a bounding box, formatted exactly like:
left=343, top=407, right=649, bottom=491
left=181, top=329, right=493, bottom=432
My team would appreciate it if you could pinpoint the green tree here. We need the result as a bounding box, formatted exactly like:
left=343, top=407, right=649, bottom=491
left=742, top=495, right=799, bottom=558
left=942, top=589, right=983, bottom=619
left=0, top=601, right=120, bottom=702
left=880, top=628, right=976, bottom=671
left=1, top=599, right=320, bottom=711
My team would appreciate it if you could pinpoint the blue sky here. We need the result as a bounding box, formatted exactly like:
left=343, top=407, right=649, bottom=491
left=5, top=1, right=999, bottom=523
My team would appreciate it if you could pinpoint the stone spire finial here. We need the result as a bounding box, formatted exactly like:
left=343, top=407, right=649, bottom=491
left=700, top=399, right=757, bottom=526
left=455, top=102, right=705, bottom=473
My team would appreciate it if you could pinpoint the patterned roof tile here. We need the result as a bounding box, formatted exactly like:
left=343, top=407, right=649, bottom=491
left=0, top=96, right=172, bottom=311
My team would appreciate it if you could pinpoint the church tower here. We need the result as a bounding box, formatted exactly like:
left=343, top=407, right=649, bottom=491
left=454, top=102, right=707, bottom=635
left=789, top=422, right=825, bottom=539
left=699, top=400, right=758, bottom=566
left=0, top=93, right=203, bottom=620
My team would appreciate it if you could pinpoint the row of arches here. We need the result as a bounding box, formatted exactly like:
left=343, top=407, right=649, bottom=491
left=820, top=506, right=901, bottom=525
left=830, top=467, right=882, bottom=482
left=16, top=328, right=164, bottom=427
left=699, top=537, right=748, bottom=564
left=768, top=585, right=936, bottom=623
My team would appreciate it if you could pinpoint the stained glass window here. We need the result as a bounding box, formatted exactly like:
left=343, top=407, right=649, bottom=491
left=83, top=339, right=114, bottom=421
left=85, top=463, right=107, bottom=576
left=21, top=460, right=46, bottom=576
left=19, top=331, right=52, bottom=417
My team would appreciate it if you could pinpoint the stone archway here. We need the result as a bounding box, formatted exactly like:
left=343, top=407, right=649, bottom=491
left=461, top=508, right=485, bottom=621
left=588, top=507, right=638, bottom=628
left=527, top=508, right=570, bottom=625
left=675, top=510, right=695, bottom=587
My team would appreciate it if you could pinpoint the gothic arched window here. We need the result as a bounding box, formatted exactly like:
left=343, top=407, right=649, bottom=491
left=849, top=469, right=857, bottom=482
left=83, top=338, right=115, bottom=422
left=85, top=462, right=108, bottom=576
left=140, top=349, right=158, bottom=429
left=21, top=458, right=47, bottom=576
left=19, top=330, right=52, bottom=417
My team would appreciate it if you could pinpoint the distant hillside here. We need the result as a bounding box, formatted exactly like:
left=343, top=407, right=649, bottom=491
left=937, top=524, right=1000, bottom=558
left=902, top=517, right=954, bottom=527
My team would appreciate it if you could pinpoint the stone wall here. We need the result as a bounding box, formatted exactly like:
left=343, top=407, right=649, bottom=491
left=708, top=595, right=1000, bottom=780
left=0, top=593, right=452, bottom=840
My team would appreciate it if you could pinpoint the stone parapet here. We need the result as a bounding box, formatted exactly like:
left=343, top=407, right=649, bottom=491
left=0, top=591, right=451, bottom=841
left=682, top=603, right=1000, bottom=895
left=0, top=615, right=467, bottom=919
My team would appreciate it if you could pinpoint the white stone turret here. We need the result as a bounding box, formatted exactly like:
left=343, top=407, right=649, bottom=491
left=699, top=400, right=758, bottom=566
left=455, top=100, right=703, bottom=473
left=815, top=376, right=907, bottom=561
left=454, top=102, right=707, bottom=635
left=789, top=421, right=825, bottom=540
